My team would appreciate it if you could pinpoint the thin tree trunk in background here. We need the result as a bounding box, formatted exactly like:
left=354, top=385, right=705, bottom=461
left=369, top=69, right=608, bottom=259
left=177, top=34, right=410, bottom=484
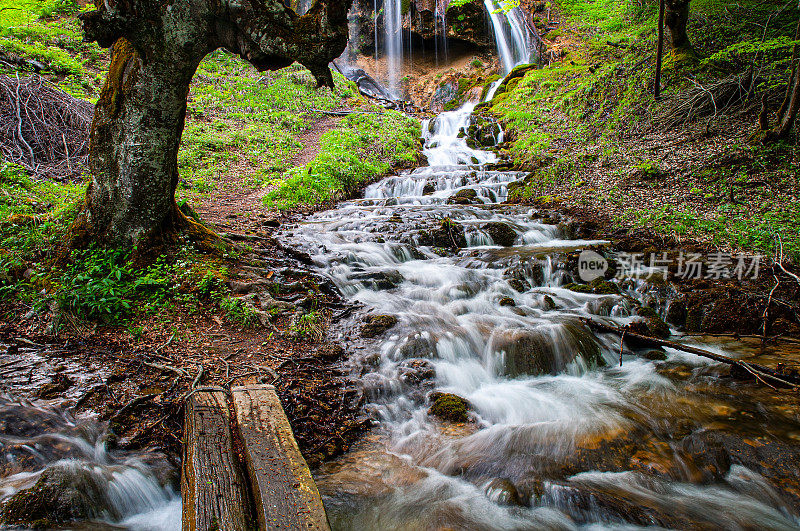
left=655, top=0, right=665, bottom=99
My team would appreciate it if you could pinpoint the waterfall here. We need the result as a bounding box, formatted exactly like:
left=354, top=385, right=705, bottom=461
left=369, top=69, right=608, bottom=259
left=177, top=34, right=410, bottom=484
left=434, top=0, right=448, bottom=66
left=483, top=0, right=531, bottom=75
left=384, top=0, right=403, bottom=97
left=294, top=0, right=313, bottom=15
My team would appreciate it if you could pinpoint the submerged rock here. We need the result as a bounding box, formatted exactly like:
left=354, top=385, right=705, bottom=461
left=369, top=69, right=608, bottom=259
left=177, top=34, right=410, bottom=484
left=398, top=358, right=436, bottom=386
left=428, top=392, right=471, bottom=423
left=484, top=478, right=525, bottom=507
left=361, top=314, right=398, bottom=338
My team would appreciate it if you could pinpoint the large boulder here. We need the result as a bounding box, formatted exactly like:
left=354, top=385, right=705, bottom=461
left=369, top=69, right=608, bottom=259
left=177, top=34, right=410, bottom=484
left=490, top=321, right=605, bottom=377
left=1, top=463, right=114, bottom=527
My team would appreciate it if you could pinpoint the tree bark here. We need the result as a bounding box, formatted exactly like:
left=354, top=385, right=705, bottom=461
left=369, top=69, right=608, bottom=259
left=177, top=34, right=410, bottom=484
left=664, top=0, right=695, bottom=61
left=73, top=0, right=352, bottom=250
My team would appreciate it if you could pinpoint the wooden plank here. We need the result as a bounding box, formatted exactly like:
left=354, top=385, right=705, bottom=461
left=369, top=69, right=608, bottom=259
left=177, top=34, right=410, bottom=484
left=231, top=384, right=330, bottom=531
left=181, top=387, right=251, bottom=531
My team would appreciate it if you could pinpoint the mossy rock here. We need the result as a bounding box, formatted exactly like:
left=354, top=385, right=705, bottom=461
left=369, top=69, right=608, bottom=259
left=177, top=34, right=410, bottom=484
left=447, top=188, right=478, bottom=205
left=361, top=314, right=398, bottom=338
left=665, top=300, right=687, bottom=326
left=631, top=307, right=671, bottom=339
left=428, top=392, right=471, bottom=423
left=493, top=321, right=605, bottom=377
left=565, top=278, right=620, bottom=295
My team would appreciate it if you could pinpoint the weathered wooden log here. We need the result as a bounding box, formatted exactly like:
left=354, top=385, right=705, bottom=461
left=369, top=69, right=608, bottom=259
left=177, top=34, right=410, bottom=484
left=231, top=384, right=331, bottom=531
left=582, top=318, right=800, bottom=389
left=182, top=387, right=251, bottom=531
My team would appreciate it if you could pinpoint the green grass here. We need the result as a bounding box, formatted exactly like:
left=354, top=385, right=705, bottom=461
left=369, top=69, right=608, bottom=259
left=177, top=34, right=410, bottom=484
left=264, top=110, right=421, bottom=209
left=495, top=0, right=800, bottom=260
left=0, top=0, right=106, bottom=98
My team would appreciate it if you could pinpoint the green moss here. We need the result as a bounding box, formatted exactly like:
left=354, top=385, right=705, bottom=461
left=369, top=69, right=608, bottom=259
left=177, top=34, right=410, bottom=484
left=428, top=393, right=471, bottom=423
left=565, top=278, right=619, bottom=295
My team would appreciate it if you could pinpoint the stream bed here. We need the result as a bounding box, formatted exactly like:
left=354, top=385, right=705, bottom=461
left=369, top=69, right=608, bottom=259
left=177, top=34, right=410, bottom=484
left=282, top=104, right=800, bottom=529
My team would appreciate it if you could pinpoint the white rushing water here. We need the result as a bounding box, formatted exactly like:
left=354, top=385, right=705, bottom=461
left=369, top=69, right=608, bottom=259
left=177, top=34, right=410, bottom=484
left=0, top=395, right=180, bottom=530
left=285, top=76, right=800, bottom=528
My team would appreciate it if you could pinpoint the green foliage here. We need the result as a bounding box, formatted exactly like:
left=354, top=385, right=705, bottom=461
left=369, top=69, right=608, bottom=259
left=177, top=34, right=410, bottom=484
left=57, top=247, right=134, bottom=322
left=219, top=296, right=260, bottom=327
left=0, top=163, right=84, bottom=262
left=265, top=110, right=420, bottom=209
left=290, top=310, right=326, bottom=341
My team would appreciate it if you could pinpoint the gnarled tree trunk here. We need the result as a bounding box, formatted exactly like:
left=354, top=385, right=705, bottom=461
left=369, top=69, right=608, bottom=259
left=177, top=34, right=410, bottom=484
left=664, top=0, right=695, bottom=62
left=73, top=0, right=351, bottom=250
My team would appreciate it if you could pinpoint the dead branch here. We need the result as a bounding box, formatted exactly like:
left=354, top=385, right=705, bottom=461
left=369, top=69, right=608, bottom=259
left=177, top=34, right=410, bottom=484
left=0, top=74, right=92, bottom=179
left=581, top=318, right=800, bottom=389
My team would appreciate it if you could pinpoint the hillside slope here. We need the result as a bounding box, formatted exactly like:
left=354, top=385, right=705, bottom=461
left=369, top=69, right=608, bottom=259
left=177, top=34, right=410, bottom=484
left=489, top=0, right=800, bottom=261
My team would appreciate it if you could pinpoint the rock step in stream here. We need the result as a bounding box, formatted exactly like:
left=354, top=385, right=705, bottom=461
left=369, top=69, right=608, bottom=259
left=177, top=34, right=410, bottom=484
left=182, top=385, right=329, bottom=531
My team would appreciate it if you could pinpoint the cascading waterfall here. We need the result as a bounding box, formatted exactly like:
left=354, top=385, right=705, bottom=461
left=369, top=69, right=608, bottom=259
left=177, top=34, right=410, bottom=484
left=294, top=0, right=313, bottom=15
left=434, top=0, right=449, bottom=66
left=384, top=0, right=404, bottom=97
left=483, top=0, right=532, bottom=100
left=283, top=42, right=800, bottom=527
left=0, top=393, right=180, bottom=530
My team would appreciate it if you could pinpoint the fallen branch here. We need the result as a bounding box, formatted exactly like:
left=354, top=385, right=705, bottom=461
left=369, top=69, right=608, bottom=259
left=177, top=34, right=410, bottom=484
left=110, top=393, right=159, bottom=425
left=581, top=318, right=800, bottom=389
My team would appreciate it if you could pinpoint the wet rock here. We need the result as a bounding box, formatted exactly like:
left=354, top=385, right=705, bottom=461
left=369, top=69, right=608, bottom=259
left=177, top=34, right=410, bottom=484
left=398, top=358, right=436, bottom=386
left=36, top=373, right=73, bottom=399
left=484, top=478, right=524, bottom=507
left=422, top=182, right=436, bottom=195
left=481, top=222, right=517, bottom=247
left=446, top=188, right=478, bottom=205
left=498, top=296, right=516, bottom=307
left=361, top=314, right=398, bottom=338
left=677, top=431, right=732, bottom=483
left=493, top=321, right=605, bottom=377
left=665, top=299, right=687, bottom=326
left=564, top=277, right=620, bottom=295
left=507, top=279, right=526, bottom=293
left=428, top=392, right=471, bottom=423
left=542, top=295, right=557, bottom=310
left=352, top=270, right=404, bottom=290
left=418, top=218, right=467, bottom=249
left=316, top=343, right=345, bottom=361
left=504, top=259, right=545, bottom=288
left=395, top=334, right=436, bottom=358
left=586, top=296, right=617, bottom=316
left=631, top=307, right=671, bottom=338
left=387, top=213, right=403, bottom=223
left=641, top=349, right=668, bottom=361
left=0, top=463, right=115, bottom=526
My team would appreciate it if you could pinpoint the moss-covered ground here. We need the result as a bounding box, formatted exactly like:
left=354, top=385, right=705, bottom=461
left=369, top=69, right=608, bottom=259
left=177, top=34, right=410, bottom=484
left=492, top=0, right=800, bottom=261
